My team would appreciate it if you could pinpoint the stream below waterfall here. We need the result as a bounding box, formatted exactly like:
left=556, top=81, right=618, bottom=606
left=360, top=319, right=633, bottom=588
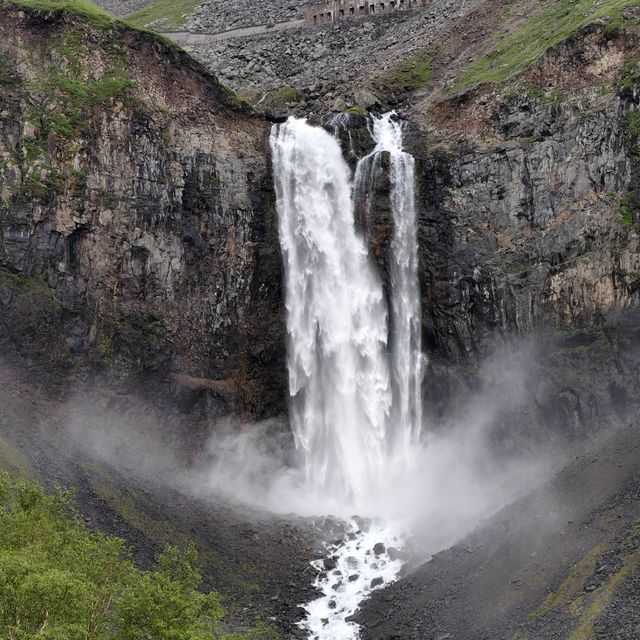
left=301, top=519, right=405, bottom=640
left=270, top=112, right=421, bottom=639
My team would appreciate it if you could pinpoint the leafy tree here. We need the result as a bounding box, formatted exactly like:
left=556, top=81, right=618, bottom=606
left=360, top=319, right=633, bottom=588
left=0, top=472, right=273, bottom=640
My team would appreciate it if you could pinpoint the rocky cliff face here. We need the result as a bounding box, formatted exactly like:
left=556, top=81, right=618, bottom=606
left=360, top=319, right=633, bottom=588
left=0, top=3, right=285, bottom=424
left=409, top=25, right=640, bottom=435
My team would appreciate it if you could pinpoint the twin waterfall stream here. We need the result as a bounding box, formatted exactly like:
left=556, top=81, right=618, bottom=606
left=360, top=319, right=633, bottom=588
left=270, top=113, right=421, bottom=640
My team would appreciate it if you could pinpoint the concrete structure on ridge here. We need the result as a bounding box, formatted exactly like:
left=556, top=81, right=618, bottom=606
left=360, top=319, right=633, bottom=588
left=304, top=0, right=427, bottom=26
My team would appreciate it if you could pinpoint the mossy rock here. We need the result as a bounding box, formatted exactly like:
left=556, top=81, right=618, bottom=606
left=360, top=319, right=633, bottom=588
left=261, top=85, right=302, bottom=118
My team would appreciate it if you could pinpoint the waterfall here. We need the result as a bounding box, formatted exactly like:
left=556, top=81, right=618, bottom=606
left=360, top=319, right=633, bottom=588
left=270, top=113, right=421, bottom=510
left=370, top=114, right=423, bottom=458
left=270, top=117, right=392, bottom=505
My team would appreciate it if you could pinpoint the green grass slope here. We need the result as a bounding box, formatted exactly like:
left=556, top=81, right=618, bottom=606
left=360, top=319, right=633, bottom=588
left=125, top=0, right=200, bottom=30
left=456, top=0, right=640, bottom=90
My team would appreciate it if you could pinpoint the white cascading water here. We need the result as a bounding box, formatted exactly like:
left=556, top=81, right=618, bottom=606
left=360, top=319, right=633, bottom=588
left=270, top=116, right=392, bottom=507
left=270, top=113, right=422, bottom=640
left=357, top=114, right=423, bottom=463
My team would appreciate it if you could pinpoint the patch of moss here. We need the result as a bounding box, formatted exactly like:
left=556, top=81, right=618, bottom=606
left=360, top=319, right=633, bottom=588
left=529, top=544, right=608, bottom=622
left=219, top=81, right=252, bottom=111
left=619, top=56, right=639, bottom=88
left=345, top=105, right=366, bottom=116
left=626, top=110, right=640, bottom=136
left=31, top=69, right=134, bottom=141
left=376, top=48, right=436, bottom=95
left=455, top=0, right=640, bottom=90
left=0, top=266, right=33, bottom=289
left=83, top=465, right=188, bottom=550
left=569, top=548, right=640, bottom=639
left=125, top=0, right=201, bottom=30
left=0, top=435, right=32, bottom=479
left=619, top=196, right=636, bottom=227
left=264, top=85, right=302, bottom=105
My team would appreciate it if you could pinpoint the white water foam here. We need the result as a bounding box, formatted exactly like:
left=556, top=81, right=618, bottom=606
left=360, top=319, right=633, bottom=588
left=301, top=519, right=405, bottom=640
left=270, top=113, right=421, bottom=639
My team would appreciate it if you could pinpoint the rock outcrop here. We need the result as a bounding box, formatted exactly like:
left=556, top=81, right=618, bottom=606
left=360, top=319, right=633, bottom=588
left=416, top=27, right=640, bottom=355
left=0, top=3, right=285, bottom=422
left=408, top=25, right=640, bottom=436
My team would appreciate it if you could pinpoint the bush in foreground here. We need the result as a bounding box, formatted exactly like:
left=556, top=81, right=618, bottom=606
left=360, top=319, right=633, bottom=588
left=0, top=472, right=263, bottom=639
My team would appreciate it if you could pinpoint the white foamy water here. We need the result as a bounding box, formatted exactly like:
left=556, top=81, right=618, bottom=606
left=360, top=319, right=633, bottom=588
left=270, top=117, right=392, bottom=506
left=270, top=113, right=421, bottom=639
left=301, top=519, right=405, bottom=640
left=361, top=113, right=423, bottom=462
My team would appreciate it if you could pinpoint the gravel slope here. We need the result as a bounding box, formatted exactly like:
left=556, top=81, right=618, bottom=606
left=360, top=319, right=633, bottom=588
left=358, top=422, right=640, bottom=640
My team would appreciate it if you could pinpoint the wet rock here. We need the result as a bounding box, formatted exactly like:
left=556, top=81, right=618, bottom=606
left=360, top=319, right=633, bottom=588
left=373, top=542, right=386, bottom=556
left=348, top=574, right=359, bottom=582
left=387, top=547, right=402, bottom=561
left=370, top=577, right=384, bottom=588
left=354, top=89, right=380, bottom=110
left=0, top=7, right=286, bottom=423
left=331, top=96, right=347, bottom=112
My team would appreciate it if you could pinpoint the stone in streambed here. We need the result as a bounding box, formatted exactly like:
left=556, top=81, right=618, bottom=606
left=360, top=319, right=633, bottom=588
left=387, top=546, right=402, bottom=561
left=370, top=577, right=384, bottom=588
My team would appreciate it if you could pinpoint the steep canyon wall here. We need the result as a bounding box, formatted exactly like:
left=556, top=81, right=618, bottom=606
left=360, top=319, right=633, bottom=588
left=0, top=4, right=285, bottom=424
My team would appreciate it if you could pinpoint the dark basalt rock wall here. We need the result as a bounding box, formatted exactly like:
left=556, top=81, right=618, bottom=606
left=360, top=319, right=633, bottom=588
left=409, top=27, right=640, bottom=437
left=0, top=5, right=286, bottom=425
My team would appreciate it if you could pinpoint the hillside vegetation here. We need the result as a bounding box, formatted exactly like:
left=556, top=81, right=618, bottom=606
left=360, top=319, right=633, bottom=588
left=0, top=472, right=274, bottom=640
left=7, top=0, right=115, bottom=26
left=125, top=0, right=200, bottom=30
left=455, top=0, right=640, bottom=89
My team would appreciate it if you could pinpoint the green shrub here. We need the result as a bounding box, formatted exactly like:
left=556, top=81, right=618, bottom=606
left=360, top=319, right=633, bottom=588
left=626, top=110, right=640, bottom=136
left=619, top=57, right=639, bottom=89
left=619, top=197, right=635, bottom=226
left=0, top=472, right=257, bottom=639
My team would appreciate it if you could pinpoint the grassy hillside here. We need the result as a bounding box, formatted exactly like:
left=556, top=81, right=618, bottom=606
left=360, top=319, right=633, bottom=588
left=6, top=0, right=115, bottom=26
left=125, top=0, right=200, bottom=30
left=456, top=0, right=640, bottom=89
